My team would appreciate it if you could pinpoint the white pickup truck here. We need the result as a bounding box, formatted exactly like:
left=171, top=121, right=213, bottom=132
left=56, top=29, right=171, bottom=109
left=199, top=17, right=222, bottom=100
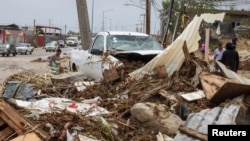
left=16, top=43, right=34, bottom=55
left=70, top=31, right=164, bottom=81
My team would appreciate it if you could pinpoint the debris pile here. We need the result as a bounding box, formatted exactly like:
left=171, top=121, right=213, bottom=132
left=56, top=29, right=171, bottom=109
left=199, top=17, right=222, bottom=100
left=1, top=13, right=250, bottom=141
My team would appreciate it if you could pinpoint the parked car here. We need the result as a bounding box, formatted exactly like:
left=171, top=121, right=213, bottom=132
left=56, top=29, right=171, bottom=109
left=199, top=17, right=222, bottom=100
left=70, top=31, right=164, bottom=81
left=45, top=42, right=58, bottom=52
left=0, top=43, right=16, bottom=56
left=66, top=39, right=78, bottom=47
left=16, top=43, right=33, bottom=55
left=58, top=40, right=65, bottom=48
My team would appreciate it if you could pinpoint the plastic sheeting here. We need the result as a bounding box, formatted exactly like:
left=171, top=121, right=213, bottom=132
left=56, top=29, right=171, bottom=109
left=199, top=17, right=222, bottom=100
left=129, top=13, right=225, bottom=80
left=15, top=97, right=109, bottom=116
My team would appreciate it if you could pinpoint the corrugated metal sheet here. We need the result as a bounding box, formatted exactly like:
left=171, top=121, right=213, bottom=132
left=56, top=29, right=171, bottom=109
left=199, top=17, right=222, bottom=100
left=129, top=13, right=225, bottom=80
left=216, top=61, right=250, bottom=84
left=173, top=103, right=241, bottom=141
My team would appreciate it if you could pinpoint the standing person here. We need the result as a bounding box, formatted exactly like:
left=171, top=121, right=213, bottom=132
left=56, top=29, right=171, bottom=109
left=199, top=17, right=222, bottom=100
left=49, top=48, right=62, bottom=66
left=200, top=41, right=206, bottom=60
left=232, top=37, right=238, bottom=50
left=214, top=42, right=225, bottom=70
left=220, top=42, right=239, bottom=72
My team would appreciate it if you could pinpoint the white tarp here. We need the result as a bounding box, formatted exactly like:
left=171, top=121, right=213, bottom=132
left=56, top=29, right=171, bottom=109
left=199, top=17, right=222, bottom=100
left=129, top=13, right=225, bottom=80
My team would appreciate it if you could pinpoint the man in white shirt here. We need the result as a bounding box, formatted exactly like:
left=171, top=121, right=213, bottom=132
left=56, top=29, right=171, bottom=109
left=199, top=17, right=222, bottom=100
left=214, top=42, right=225, bottom=71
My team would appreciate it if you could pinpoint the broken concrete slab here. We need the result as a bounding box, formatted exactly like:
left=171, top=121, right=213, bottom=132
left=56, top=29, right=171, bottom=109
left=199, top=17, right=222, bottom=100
left=199, top=71, right=250, bottom=104
left=130, top=102, right=183, bottom=136
left=173, top=97, right=242, bottom=141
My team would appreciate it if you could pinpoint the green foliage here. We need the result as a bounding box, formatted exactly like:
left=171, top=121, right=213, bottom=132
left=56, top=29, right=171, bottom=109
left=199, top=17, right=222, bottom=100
left=96, top=117, right=114, bottom=141
left=161, top=0, right=221, bottom=33
left=67, top=30, right=79, bottom=36
left=229, top=5, right=236, bottom=10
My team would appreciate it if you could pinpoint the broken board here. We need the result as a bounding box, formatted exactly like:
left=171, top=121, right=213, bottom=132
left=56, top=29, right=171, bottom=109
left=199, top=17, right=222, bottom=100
left=10, top=132, right=42, bottom=141
left=0, top=101, right=50, bottom=140
left=199, top=72, right=250, bottom=104
left=103, top=68, right=120, bottom=82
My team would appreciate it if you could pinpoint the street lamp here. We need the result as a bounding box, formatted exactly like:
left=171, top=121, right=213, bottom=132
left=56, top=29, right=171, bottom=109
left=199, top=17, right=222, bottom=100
left=124, top=1, right=150, bottom=34
left=102, top=9, right=113, bottom=31
left=123, top=3, right=145, bottom=9
left=105, top=17, right=112, bottom=31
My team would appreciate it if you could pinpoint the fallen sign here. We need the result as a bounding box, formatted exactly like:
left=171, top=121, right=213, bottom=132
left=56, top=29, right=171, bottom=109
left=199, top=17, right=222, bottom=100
left=199, top=71, right=250, bottom=104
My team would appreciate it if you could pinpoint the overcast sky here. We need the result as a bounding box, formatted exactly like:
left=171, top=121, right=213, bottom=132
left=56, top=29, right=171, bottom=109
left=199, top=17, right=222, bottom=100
left=0, top=0, right=163, bottom=34
left=1, top=0, right=249, bottom=35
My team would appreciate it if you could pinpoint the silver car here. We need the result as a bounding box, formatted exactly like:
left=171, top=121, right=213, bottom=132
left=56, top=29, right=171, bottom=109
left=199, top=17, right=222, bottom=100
left=0, top=43, right=16, bottom=57
left=16, top=43, right=33, bottom=55
left=45, top=42, right=58, bottom=52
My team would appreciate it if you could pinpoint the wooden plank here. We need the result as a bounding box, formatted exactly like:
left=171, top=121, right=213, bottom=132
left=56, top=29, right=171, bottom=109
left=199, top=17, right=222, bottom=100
left=210, top=83, right=250, bottom=104
left=10, top=132, right=42, bottom=141
left=0, top=111, right=23, bottom=135
left=0, top=126, right=14, bottom=141
left=154, top=65, right=168, bottom=78
left=205, top=28, right=210, bottom=63
left=182, top=41, right=191, bottom=65
left=199, top=72, right=235, bottom=100
left=0, top=101, right=50, bottom=140
left=0, top=118, right=5, bottom=127
left=179, top=125, right=208, bottom=141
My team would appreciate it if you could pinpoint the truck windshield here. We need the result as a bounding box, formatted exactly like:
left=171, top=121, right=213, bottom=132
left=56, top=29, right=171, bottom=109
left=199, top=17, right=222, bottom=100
left=107, top=35, right=163, bottom=51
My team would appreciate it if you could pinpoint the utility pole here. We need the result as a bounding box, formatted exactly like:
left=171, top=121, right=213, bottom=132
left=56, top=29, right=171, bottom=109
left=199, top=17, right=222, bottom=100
left=65, top=25, right=67, bottom=36
left=145, top=0, right=151, bottom=35
left=76, top=0, right=91, bottom=50
left=91, top=0, right=94, bottom=33
left=161, top=0, right=174, bottom=46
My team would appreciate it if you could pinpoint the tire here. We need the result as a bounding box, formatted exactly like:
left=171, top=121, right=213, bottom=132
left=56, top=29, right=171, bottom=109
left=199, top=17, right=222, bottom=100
left=13, top=53, right=16, bottom=56
left=30, top=51, right=32, bottom=54
left=72, top=63, right=77, bottom=72
left=2, top=54, right=5, bottom=56
left=6, top=53, right=10, bottom=57
left=46, top=50, right=48, bottom=52
left=25, top=51, right=27, bottom=55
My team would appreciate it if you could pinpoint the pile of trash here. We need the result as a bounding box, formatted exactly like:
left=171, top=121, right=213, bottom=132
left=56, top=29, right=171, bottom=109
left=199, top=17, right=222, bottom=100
left=1, top=53, right=250, bottom=141
left=1, top=13, right=250, bottom=141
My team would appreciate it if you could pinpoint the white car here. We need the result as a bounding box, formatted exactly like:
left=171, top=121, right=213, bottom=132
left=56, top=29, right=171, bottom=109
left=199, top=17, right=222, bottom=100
left=16, top=43, right=33, bottom=55
left=45, top=42, right=58, bottom=52
left=70, top=31, right=164, bottom=81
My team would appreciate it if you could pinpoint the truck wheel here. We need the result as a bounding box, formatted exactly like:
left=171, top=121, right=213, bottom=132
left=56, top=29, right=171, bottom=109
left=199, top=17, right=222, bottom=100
left=25, top=51, right=27, bottom=55
left=13, top=53, right=16, bottom=56
left=6, top=53, right=10, bottom=57
left=72, top=64, right=77, bottom=72
left=2, top=54, right=5, bottom=56
left=30, top=51, right=32, bottom=54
